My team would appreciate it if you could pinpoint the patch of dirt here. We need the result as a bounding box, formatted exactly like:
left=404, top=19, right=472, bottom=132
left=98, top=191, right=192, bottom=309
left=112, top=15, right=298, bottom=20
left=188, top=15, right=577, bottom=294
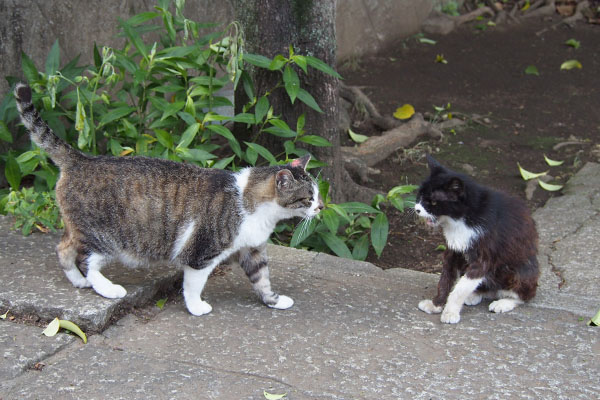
left=341, top=17, right=600, bottom=273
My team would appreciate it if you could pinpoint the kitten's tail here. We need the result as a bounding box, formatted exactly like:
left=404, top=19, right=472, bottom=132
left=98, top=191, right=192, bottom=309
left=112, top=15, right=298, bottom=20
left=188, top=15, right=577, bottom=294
left=14, top=83, right=83, bottom=167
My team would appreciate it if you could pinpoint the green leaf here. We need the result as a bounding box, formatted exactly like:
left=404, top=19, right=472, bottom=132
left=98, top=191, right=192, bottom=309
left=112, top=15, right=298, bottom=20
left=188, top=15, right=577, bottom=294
left=58, top=319, right=87, bottom=344
left=538, top=180, right=563, bottom=191
left=338, top=202, right=379, bottom=214
left=283, top=65, right=300, bottom=103
left=21, top=52, right=40, bottom=83
left=517, top=163, right=547, bottom=180
left=231, top=113, right=256, bottom=124
left=525, top=65, right=539, bottom=76
left=268, top=55, right=287, bottom=71
left=352, top=234, right=369, bottom=261
left=371, top=212, right=389, bottom=258
left=297, top=89, right=323, bottom=113
left=264, top=391, right=287, bottom=400
left=207, top=124, right=242, bottom=157
left=321, top=208, right=340, bottom=234
left=290, top=217, right=318, bottom=247
left=244, top=142, right=278, bottom=165
left=5, top=153, right=21, bottom=190
left=177, top=123, right=201, bottom=149
left=560, top=59, right=582, bottom=70
left=177, top=148, right=216, bottom=163
left=120, top=20, right=148, bottom=59
left=154, top=129, right=174, bottom=149
left=296, top=114, right=305, bottom=134
left=126, top=11, right=160, bottom=26
left=389, top=196, right=404, bottom=212
left=99, top=106, right=136, bottom=126
left=327, top=203, right=351, bottom=223
left=348, top=129, right=368, bottom=144
left=305, top=55, right=342, bottom=79
left=387, top=185, right=418, bottom=196
left=243, top=53, right=272, bottom=69
left=45, top=40, right=60, bottom=76
left=212, top=155, right=235, bottom=170
left=565, top=39, right=581, bottom=49
left=93, top=42, right=102, bottom=69
left=435, top=244, right=447, bottom=251
left=292, top=55, right=308, bottom=74
left=156, top=297, right=167, bottom=309
left=0, top=121, right=12, bottom=143
left=318, top=232, right=353, bottom=259
left=297, top=135, right=331, bottom=147
left=544, top=154, right=564, bottom=166
left=255, top=96, right=269, bottom=123
left=263, top=127, right=297, bottom=138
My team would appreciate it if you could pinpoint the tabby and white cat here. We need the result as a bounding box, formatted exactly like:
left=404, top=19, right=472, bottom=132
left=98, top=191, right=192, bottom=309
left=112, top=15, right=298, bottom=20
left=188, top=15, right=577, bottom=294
left=15, top=83, right=323, bottom=316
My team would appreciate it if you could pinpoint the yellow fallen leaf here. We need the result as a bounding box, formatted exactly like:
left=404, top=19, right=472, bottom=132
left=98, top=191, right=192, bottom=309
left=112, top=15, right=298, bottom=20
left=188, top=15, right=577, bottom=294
left=264, top=391, right=287, bottom=399
left=120, top=148, right=134, bottom=156
left=348, top=129, right=369, bottom=143
left=517, top=163, right=547, bottom=180
left=393, top=104, right=415, bottom=120
left=0, top=310, right=8, bottom=319
left=42, top=317, right=87, bottom=344
left=42, top=318, right=60, bottom=337
left=544, top=154, right=564, bottom=166
left=560, top=60, right=582, bottom=70
left=538, top=180, right=563, bottom=191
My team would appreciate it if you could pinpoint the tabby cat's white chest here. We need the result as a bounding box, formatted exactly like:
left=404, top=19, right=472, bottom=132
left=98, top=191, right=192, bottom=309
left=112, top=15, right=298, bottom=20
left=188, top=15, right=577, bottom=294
left=234, top=201, right=288, bottom=249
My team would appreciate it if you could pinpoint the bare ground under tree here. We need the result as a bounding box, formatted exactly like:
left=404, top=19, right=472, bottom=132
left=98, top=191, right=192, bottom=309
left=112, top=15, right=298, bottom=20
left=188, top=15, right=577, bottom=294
left=340, top=16, right=600, bottom=272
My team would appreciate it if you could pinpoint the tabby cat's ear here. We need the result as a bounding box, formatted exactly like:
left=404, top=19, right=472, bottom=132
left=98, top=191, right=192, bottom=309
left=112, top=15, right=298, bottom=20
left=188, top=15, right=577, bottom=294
left=289, top=154, right=311, bottom=170
left=276, top=169, right=294, bottom=189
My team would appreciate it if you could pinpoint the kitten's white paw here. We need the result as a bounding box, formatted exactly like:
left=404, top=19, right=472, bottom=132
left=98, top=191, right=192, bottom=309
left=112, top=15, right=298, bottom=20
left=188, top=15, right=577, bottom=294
left=94, top=283, right=127, bottom=299
left=186, top=299, right=213, bottom=316
left=418, top=299, right=443, bottom=314
left=464, top=292, right=483, bottom=306
left=441, top=307, right=461, bottom=324
left=269, top=295, right=294, bottom=310
left=489, top=299, right=518, bottom=313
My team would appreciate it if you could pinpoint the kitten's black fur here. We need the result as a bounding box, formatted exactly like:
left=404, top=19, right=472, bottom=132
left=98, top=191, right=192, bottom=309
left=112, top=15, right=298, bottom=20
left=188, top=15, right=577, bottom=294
left=415, top=155, right=539, bottom=324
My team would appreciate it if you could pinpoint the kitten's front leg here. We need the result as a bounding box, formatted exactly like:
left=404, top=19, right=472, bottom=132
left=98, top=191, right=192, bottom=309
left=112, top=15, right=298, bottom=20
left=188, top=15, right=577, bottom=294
left=440, top=263, right=484, bottom=324
left=239, top=246, right=293, bottom=310
left=419, top=250, right=463, bottom=315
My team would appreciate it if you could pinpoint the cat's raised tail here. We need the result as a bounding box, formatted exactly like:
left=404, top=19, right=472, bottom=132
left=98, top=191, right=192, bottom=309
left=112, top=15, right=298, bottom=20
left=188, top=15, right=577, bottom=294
left=14, top=83, right=83, bottom=167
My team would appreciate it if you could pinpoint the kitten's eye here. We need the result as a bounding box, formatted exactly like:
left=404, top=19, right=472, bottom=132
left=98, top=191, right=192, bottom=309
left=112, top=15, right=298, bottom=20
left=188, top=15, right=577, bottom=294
left=431, top=200, right=437, bottom=206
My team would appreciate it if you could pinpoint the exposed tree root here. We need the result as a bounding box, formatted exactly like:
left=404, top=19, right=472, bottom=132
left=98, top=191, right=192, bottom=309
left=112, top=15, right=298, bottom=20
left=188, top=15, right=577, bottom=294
left=341, top=113, right=443, bottom=184
left=339, top=83, right=400, bottom=131
left=424, top=0, right=592, bottom=36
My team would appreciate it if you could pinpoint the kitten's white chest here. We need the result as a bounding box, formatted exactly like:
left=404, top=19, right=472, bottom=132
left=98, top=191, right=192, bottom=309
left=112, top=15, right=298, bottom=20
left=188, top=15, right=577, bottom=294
left=439, top=216, right=481, bottom=253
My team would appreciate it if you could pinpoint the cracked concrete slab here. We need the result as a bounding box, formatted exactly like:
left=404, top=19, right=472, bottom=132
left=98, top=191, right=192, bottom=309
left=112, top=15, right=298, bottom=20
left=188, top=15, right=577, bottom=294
left=0, top=216, right=182, bottom=332
left=533, top=162, right=600, bottom=316
left=0, top=321, right=74, bottom=379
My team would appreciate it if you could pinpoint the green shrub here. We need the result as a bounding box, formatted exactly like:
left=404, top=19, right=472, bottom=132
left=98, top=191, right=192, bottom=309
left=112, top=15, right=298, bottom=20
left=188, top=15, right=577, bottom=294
left=0, top=0, right=416, bottom=261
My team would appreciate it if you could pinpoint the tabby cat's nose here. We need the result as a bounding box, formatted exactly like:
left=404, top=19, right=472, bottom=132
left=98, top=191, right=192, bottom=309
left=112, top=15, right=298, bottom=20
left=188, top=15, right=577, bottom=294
left=318, top=199, right=324, bottom=210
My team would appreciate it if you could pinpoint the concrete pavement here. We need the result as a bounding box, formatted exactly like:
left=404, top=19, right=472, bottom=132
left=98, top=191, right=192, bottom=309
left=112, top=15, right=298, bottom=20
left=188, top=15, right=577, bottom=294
left=1, top=163, right=599, bottom=399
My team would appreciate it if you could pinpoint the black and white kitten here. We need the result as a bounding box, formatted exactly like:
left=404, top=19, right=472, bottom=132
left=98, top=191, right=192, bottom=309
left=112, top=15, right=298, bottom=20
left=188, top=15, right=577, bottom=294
left=15, top=83, right=324, bottom=316
left=415, top=155, right=539, bottom=324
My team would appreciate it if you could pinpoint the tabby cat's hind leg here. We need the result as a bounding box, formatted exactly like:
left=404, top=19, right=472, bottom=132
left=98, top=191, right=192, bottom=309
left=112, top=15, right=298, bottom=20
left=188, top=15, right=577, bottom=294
left=56, top=228, right=90, bottom=288
left=239, top=246, right=293, bottom=310
left=84, top=252, right=127, bottom=299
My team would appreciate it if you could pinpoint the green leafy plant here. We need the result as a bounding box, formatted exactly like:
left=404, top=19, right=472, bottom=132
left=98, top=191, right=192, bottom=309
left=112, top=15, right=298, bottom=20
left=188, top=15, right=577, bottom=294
left=276, top=184, right=417, bottom=261
left=1, top=0, right=414, bottom=260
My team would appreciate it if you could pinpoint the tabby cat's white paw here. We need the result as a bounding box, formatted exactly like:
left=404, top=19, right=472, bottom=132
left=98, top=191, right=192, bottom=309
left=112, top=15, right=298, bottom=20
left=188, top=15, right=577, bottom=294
left=186, top=299, right=213, bottom=316
left=94, top=283, right=127, bottom=299
left=64, top=269, right=92, bottom=288
left=464, top=292, right=483, bottom=306
left=269, top=295, right=294, bottom=310
left=418, top=299, right=443, bottom=314
left=489, top=299, right=518, bottom=313
left=441, top=307, right=461, bottom=324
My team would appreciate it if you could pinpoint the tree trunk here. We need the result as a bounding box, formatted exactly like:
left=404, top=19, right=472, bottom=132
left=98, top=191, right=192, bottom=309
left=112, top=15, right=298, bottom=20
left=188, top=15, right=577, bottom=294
left=233, top=0, right=344, bottom=201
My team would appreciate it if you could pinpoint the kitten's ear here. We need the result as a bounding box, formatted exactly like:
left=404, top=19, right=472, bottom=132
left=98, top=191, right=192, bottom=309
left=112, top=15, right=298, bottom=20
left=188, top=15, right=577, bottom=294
left=447, top=177, right=464, bottom=196
left=290, top=154, right=311, bottom=170
left=276, top=169, right=294, bottom=189
left=426, top=154, right=445, bottom=172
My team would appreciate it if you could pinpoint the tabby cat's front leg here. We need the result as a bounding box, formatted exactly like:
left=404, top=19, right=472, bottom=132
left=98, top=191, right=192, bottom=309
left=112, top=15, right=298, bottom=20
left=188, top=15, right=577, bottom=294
left=239, top=246, right=294, bottom=310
